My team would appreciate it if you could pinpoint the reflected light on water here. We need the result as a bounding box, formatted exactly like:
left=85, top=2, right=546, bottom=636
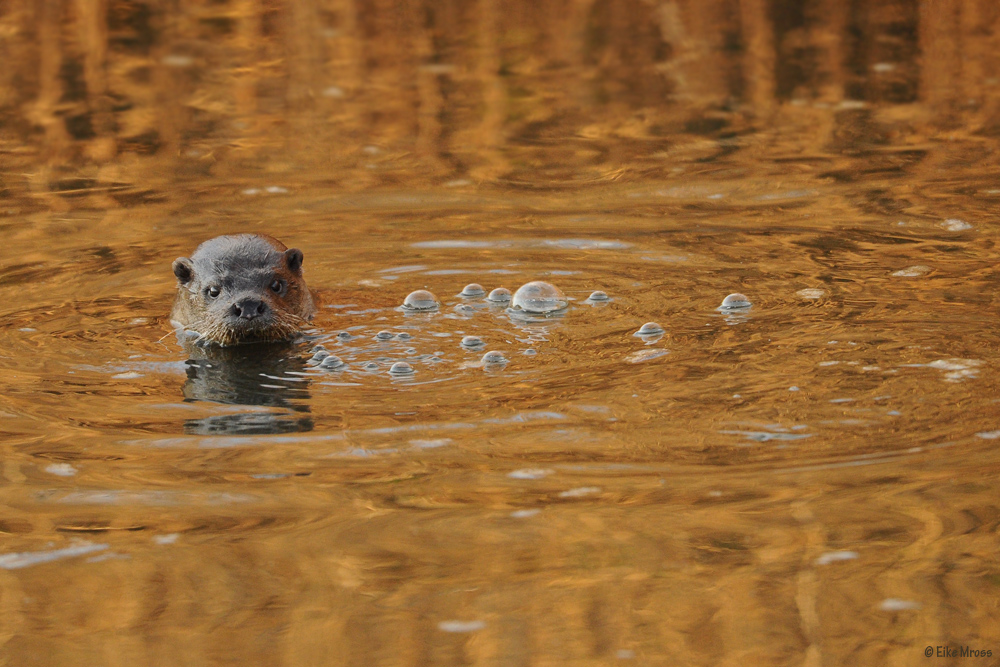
left=1, top=0, right=1000, bottom=665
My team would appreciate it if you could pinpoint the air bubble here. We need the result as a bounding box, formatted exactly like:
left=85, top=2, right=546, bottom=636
left=375, top=330, right=394, bottom=340
left=461, top=336, right=485, bottom=349
left=635, top=322, right=664, bottom=336
left=319, top=355, right=345, bottom=370
left=388, top=362, right=414, bottom=375
left=460, top=283, right=486, bottom=298
left=308, top=349, right=331, bottom=365
left=511, top=281, right=567, bottom=314
left=396, top=332, right=412, bottom=340
left=402, top=289, right=439, bottom=311
left=337, top=331, right=352, bottom=340
left=588, top=291, right=610, bottom=301
left=487, top=287, right=512, bottom=303
left=482, top=350, right=507, bottom=365
left=719, top=293, right=751, bottom=310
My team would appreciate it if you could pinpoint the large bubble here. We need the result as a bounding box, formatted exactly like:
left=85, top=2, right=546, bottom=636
left=511, top=281, right=568, bottom=314
left=402, top=290, right=439, bottom=311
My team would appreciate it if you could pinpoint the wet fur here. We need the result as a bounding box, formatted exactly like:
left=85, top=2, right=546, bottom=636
left=189, top=306, right=308, bottom=346
left=171, top=234, right=315, bottom=346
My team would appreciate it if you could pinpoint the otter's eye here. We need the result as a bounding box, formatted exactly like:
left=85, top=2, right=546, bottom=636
left=206, top=286, right=221, bottom=298
left=269, top=279, right=284, bottom=294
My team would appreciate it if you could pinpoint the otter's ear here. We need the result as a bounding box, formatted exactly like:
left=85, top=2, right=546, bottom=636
left=285, top=248, right=304, bottom=273
left=173, top=257, right=194, bottom=284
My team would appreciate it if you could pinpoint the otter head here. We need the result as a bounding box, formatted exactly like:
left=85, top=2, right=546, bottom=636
left=171, top=234, right=316, bottom=346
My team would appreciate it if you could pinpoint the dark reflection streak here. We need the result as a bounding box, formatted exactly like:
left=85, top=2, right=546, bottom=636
left=180, top=340, right=313, bottom=435
left=740, top=0, right=776, bottom=113
left=0, top=0, right=995, bottom=198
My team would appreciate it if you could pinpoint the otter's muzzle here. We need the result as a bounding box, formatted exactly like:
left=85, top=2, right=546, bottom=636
left=231, top=297, right=268, bottom=320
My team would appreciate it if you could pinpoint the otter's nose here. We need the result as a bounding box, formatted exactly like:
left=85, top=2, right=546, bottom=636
left=231, top=298, right=267, bottom=320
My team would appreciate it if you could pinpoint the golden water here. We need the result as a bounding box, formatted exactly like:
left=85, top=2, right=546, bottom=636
left=1, top=0, right=999, bottom=664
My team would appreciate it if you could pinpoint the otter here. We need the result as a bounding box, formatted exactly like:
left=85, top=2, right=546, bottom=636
left=171, top=234, right=316, bottom=346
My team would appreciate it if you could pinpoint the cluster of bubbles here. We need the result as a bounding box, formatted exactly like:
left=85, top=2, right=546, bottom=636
left=309, top=337, right=506, bottom=376
left=394, top=281, right=566, bottom=372
left=307, top=348, right=346, bottom=370
left=401, top=281, right=573, bottom=315
left=402, top=281, right=617, bottom=315
left=372, top=330, right=411, bottom=341
left=317, top=282, right=753, bottom=377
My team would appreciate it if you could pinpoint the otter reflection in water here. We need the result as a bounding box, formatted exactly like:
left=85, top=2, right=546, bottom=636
left=170, top=234, right=317, bottom=435
left=180, top=342, right=313, bottom=435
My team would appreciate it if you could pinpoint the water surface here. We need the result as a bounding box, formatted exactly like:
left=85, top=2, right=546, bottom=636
left=1, top=1, right=999, bottom=664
